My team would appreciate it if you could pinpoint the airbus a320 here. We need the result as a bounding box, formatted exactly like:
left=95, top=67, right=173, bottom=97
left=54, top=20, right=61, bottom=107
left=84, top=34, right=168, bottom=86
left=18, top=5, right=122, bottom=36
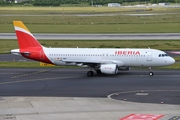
left=11, top=21, right=175, bottom=77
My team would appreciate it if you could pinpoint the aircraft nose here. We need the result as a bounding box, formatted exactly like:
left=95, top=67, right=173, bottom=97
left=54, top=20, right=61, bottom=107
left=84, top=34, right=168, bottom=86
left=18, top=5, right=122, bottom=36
left=168, top=57, right=175, bottom=65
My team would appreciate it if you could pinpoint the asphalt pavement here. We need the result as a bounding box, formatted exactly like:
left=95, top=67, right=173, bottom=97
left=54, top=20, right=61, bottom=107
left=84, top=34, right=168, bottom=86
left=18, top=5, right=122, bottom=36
left=0, top=68, right=180, bottom=120
left=1, top=33, right=180, bottom=40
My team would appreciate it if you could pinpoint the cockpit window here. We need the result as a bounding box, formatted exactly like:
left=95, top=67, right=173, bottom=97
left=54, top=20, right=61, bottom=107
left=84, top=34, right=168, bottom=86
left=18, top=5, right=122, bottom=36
left=158, top=54, right=169, bottom=57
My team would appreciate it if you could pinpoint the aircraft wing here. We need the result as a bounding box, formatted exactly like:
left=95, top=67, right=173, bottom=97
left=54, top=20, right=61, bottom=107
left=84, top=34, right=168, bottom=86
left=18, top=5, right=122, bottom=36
left=62, top=59, right=101, bottom=64
left=62, top=59, right=124, bottom=66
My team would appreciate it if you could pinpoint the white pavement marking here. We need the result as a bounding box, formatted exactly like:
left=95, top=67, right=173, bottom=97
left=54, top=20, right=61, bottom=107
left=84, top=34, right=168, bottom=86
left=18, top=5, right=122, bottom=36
left=0, top=77, right=75, bottom=85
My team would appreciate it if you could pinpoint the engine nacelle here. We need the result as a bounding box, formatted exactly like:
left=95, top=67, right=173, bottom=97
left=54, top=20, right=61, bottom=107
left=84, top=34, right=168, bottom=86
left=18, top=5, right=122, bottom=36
left=100, top=64, right=118, bottom=74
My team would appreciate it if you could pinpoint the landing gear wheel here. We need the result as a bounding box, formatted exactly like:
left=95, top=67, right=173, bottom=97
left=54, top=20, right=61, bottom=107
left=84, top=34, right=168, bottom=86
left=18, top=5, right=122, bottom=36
left=149, top=72, right=154, bottom=76
left=148, top=67, right=153, bottom=76
left=87, top=71, right=94, bottom=77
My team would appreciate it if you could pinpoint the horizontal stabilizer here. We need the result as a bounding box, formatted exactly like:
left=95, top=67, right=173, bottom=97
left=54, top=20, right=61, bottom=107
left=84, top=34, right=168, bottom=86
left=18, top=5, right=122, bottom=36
left=11, top=49, right=30, bottom=56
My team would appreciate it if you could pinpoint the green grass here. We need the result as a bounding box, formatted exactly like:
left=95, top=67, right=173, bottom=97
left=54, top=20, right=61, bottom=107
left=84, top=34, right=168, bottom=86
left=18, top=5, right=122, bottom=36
left=160, top=62, right=180, bottom=69
left=1, top=13, right=180, bottom=25
left=0, top=6, right=180, bottom=33
left=0, top=6, right=154, bottom=14
left=1, top=23, right=180, bottom=33
left=0, top=61, right=41, bottom=68
left=0, top=6, right=180, bottom=14
left=0, top=7, right=140, bottom=15
left=174, top=57, right=180, bottom=61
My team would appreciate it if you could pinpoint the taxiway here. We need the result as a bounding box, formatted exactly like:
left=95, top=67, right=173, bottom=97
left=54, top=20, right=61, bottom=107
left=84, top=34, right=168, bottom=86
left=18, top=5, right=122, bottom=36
left=1, top=33, right=180, bottom=40
left=0, top=68, right=180, bottom=120
left=0, top=68, right=180, bottom=103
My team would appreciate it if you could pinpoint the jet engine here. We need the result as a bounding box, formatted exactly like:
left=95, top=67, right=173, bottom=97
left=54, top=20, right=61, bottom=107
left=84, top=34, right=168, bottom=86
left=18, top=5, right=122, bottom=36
left=100, top=64, right=118, bottom=74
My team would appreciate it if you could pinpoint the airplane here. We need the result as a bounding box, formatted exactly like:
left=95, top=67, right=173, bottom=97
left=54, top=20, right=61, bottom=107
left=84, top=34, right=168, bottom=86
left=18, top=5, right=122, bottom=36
left=11, top=21, right=175, bottom=77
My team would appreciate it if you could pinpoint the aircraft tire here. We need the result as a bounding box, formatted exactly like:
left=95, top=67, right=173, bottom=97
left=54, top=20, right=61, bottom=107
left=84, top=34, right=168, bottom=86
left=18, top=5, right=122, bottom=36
left=87, top=71, right=94, bottom=77
left=149, top=72, right=154, bottom=76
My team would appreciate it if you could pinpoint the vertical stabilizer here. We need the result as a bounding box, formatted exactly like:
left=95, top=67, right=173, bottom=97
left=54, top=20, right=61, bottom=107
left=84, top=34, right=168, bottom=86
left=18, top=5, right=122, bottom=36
left=12, top=21, right=52, bottom=64
left=13, top=21, right=42, bottom=49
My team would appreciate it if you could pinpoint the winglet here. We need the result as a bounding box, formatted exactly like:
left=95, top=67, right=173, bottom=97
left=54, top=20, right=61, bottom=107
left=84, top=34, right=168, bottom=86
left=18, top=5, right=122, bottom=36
left=13, top=21, right=42, bottom=49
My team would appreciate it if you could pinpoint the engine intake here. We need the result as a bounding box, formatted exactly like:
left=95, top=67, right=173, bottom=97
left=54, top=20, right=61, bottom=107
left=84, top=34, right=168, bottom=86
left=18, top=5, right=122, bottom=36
left=100, top=64, right=118, bottom=74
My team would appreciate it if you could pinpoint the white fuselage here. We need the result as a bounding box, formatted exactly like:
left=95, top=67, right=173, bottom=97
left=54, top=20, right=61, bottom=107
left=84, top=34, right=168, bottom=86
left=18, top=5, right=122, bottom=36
left=12, top=21, right=175, bottom=76
left=43, top=48, right=175, bottom=67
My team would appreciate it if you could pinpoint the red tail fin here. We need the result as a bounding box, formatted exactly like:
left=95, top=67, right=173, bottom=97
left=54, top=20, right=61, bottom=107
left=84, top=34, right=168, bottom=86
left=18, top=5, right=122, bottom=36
left=13, top=21, right=52, bottom=64
left=13, top=21, right=42, bottom=49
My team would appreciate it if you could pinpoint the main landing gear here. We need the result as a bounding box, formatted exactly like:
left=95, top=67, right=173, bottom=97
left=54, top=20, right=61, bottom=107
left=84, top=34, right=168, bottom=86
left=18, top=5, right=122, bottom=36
left=149, top=67, right=154, bottom=76
left=87, top=67, right=154, bottom=77
left=87, top=71, right=94, bottom=77
left=87, top=69, right=102, bottom=77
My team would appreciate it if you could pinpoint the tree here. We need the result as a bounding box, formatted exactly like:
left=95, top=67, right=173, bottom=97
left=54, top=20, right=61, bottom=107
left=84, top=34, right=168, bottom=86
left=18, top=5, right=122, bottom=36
left=0, top=0, right=7, bottom=5
left=33, top=0, right=60, bottom=6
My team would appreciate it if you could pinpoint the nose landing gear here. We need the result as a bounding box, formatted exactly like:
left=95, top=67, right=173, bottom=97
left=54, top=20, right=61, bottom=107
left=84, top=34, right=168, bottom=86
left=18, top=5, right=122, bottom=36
left=149, top=67, right=154, bottom=76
